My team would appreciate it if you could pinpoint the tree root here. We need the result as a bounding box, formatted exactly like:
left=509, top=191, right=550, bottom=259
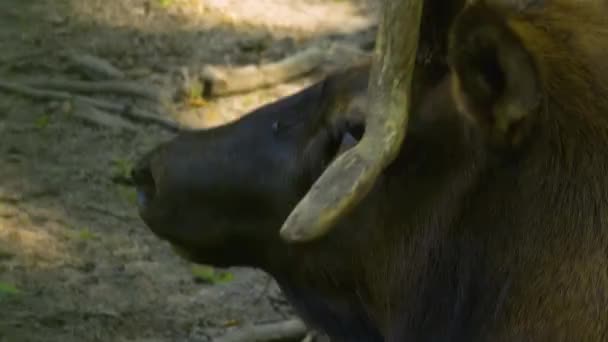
left=0, top=80, right=181, bottom=132
left=70, top=100, right=140, bottom=133
left=213, top=318, right=308, bottom=342
left=63, top=52, right=126, bottom=80
left=1, top=43, right=370, bottom=133
left=23, top=79, right=161, bottom=102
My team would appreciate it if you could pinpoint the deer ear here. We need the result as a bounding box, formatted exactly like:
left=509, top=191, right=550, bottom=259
left=448, top=4, right=542, bottom=147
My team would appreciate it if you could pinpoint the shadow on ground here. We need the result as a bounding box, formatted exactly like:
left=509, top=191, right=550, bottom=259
left=0, top=0, right=377, bottom=341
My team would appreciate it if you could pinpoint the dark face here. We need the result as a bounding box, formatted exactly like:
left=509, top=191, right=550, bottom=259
left=131, top=62, right=478, bottom=271
left=132, top=73, right=367, bottom=268
left=130, top=0, right=483, bottom=271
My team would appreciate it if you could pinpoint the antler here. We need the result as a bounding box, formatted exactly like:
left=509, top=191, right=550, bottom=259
left=279, top=0, right=425, bottom=242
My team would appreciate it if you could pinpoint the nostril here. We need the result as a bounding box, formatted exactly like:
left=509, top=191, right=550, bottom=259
left=131, top=156, right=157, bottom=209
left=131, top=161, right=154, bottom=186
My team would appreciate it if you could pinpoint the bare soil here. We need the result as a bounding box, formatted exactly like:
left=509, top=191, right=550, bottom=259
left=0, top=1, right=376, bottom=341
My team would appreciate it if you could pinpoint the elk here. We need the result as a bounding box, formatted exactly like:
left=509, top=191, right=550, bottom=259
left=132, top=0, right=608, bottom=340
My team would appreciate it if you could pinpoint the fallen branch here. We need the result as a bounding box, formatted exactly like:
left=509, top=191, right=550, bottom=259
left=23, top=79, right=161, bottom=102
left=0, top=80, right=181, bottom=132
left=199, top=42, right=371, bottom=98
left=213, top=319, right=307, bottom=342
left=201, top=46, right=326, bottom=97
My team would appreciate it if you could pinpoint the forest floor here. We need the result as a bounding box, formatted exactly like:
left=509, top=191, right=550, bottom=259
left=0, top=0, right=377, bottom=341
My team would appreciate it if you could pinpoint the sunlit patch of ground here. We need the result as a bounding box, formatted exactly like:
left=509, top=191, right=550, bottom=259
left=68, top=0, right=376, bottom=36
left=0, top=209, right=67, bottom=268
left=0, top=181, right=72, bottom=269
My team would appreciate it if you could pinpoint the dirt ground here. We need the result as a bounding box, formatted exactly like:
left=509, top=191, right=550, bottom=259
left=0, top=0, right=377, bottom=341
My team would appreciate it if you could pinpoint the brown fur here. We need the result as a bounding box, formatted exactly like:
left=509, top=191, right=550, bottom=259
left=132, top=1, right=608, bottom=341
left=458, top=2, right=608, bottom=340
